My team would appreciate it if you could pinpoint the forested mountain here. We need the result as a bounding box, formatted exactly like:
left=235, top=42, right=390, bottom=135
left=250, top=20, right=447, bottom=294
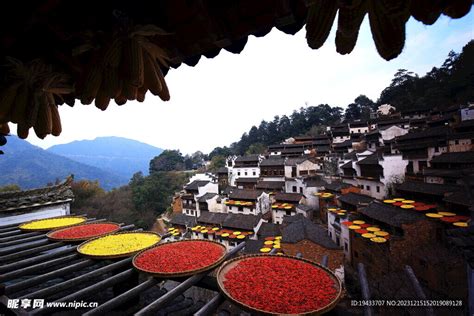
left=209, top=40, right=473, bottom=157
left=48, top=136, right=163, bottom=178
left=0, top=136, right=128, bottom=190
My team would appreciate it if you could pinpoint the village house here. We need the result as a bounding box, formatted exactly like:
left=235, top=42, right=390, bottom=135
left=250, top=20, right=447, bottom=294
left=228, top=155, right=262, bottom=186
left=259, top=157, right=286, bottom=181
left=376, top=104, right=396, bottom=116
left=365, top=125, right=408, bottom=151
left=280, top=215, right=343, bottom=271
left=348, top=201, right=467, bottom=301
left=395, top=180, right=470, bottom=214
left=349, top=120, right=369, bottom=135
left=375, top=117, right=410, bottom=131
left=235, top=177, right=258, bottom=190
left=400, top=108, right=430, bottom=120
left=460, top=104, right=474, bottom=121
left=271, top=192, right=305, bottom=224
left=352, top=152, right=408, bottom=199
left=337, top=192, right=374, bottom=212
left=166, top=213, right=196, bottom=241
left=395, top=126, right=451, bottom=178
left=255, top=180, right=285, bottom=193
left=216, top=167, right=229, bottom=194
left=284, top=157, right=318, bottom=179
left=0, top=177, right=74, bottom=226
left=225, top=188, right=271, bottom=216
left=181, top=179, right=218, bottom=217
left=255, top=221, right=281, bottom=240
left=330, top=123, right=351, bottom=144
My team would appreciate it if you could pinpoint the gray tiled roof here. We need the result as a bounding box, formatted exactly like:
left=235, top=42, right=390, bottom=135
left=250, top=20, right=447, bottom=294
left=184, top=180, right=210, bottom=191
left=358, top=201, right=424, bottom=228
left=260, top=158, right=285, bottom=167
left=235, top=177, right=258, bottom=183
left=396, top=181, right=460, bottom=196
left=338, top=192, right=374, bottom=207
left=431, top=152, right=474, bottom=164
left=223, top=213, right=261, bottom=230
left=0, top=177, right=74, bottom=213
left=197, top=211, right=227, bottom=225
left=257, top=222, right=281, bottom=237
left=197, top=193, right=218, bottom=203
left=169, top=213, right=197, bottom=227
left=235, top=155, right=260, bottom=162
left=229, top=189, right=262, bottom=201
left=281, top=216, right=339, bottom=249
left=256, top=181, right=285, bottom=190
left=274, top=192, right=304, bottom=202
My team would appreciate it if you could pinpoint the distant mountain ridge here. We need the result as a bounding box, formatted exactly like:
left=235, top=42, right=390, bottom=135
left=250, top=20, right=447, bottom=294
left=0, top=137, right=128, bottom=190
left=47, top=136, right=163, bottom=178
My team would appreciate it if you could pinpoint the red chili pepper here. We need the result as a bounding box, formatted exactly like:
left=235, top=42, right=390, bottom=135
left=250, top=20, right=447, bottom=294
left=135, top=241, right=224, bottom=273
left=50, top=223, right=119, bottom=239
left=223, top=256, right=338, bottom=314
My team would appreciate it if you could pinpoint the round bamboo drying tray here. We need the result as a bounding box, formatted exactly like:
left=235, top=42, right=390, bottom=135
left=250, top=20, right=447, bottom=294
left=46, top=221, right=121, bottom=242
left=133, top=239, right=227, bottom=278
left=18, top=215, right=87, bottom=232
left=77, top=231, right=161, bottom=259
left=216, top=254, right=343, bottom=315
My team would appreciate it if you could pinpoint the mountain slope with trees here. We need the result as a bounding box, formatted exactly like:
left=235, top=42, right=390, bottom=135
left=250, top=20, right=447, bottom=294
left=209, top=40, right=473, bottom=158
left=0, top=136, right=128, bottom=190
left=48, top=136, right=163, bottom=178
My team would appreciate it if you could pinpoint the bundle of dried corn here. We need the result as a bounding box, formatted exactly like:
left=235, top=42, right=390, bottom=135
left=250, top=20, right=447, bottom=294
left=76, top=24, right=170, bottom=110
left=306, top=0, right=472, bottom=60
left=0, top=58, right=73, bottom=139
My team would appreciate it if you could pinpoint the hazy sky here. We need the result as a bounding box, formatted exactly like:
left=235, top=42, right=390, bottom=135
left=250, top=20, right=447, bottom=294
left=22, top=11, right=474, bottom=154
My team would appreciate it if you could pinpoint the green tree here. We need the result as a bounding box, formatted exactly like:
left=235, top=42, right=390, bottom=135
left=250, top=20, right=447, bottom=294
left=245, top=143, right=266, bottom=155
left=208, top=146, right=232, bottom=159
left=70, top=180, right=105, bottom=209
left=149, top=150, right=185, bottom=173
left=208, top=155, right=226, bottom=172
left=0, top=184, right=21, bottom=192
left=129, top=171, right=189, bottom=215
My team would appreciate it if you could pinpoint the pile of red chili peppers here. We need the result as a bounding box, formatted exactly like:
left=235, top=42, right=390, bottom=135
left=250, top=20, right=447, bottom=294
left=50, top=223, right=119, bottom=239
left=223, top=256, right=338, bottom=314
left=135, top=240, right=225, bottom=273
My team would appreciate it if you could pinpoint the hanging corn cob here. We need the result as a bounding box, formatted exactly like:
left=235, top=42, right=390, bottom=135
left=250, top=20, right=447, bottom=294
left=77, top=24, right=170, bottom=110
left=0, top=58, right=72, bottom=139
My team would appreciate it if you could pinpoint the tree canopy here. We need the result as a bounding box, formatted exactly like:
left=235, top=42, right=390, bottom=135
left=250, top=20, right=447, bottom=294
left=149, top=150, right=185, bottom=173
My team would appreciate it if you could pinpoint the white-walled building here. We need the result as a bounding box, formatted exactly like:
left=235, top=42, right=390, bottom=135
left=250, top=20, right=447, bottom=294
left=0, top=178, right=74, bottom=226
left=349, top=121, right=369, bottom=135
left=284, top=157, right=318, bottom=179
left=271, top=192, right=305, bottom=224
left=225, top=189, right=271, bottom=216
left=229, top=155, right=262, bottom=186
left=353, top=153, right=408, bottom=199
left=365, top=125, right=408, bottom=150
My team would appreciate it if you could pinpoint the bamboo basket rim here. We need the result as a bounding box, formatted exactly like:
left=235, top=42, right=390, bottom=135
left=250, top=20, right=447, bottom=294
left=46, top=221, right=121, bottom=242
left=216, top=254, right=343, bottom=316
left=18, top=215, right=88, bottom=232
left=132, top=239, right=227, bottom=278
left=77, top=230, right=162, bottom=260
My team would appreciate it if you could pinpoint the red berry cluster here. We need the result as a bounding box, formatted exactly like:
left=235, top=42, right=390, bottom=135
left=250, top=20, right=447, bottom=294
left=135, top=241, right=225, bottom=273
left=223, top=256, right=338, bottom=314
left=50, top=223, right=119, bottom=239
